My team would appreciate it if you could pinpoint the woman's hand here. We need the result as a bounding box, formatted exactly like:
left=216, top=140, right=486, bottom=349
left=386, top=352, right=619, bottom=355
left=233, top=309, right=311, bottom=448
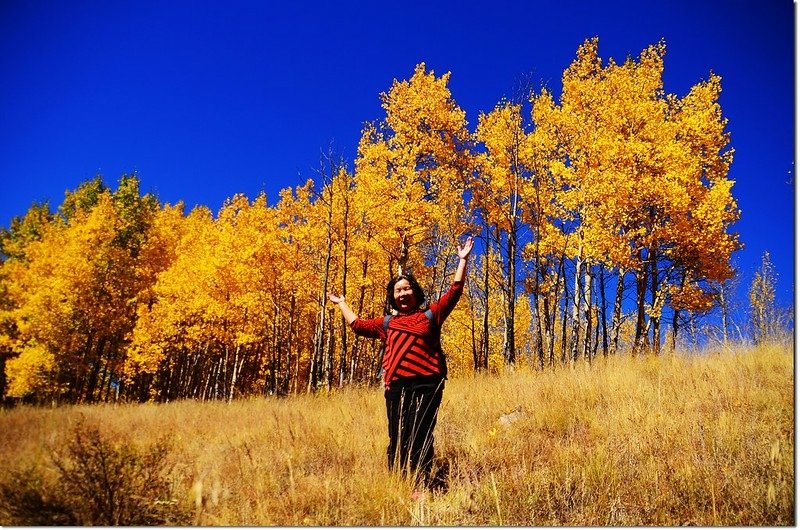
left=328, top=293, right=357, bottom=324
left=457, top=236, right=474, bottom=260
left=327, top=293, right=345, bottom=305
left=453, top=235, right=473, bottom=282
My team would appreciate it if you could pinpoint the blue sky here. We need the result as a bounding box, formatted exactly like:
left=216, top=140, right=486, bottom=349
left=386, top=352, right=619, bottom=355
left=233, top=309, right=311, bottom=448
left=0, top=0, right=794, bottom=313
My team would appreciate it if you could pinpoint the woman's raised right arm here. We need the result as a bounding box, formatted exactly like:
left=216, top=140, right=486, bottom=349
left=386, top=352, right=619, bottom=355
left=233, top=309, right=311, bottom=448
left=327, top=293, right=358, bottom=325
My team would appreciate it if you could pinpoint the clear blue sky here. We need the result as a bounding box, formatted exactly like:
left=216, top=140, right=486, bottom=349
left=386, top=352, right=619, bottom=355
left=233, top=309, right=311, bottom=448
left=0, top=0, right=794, bottom=312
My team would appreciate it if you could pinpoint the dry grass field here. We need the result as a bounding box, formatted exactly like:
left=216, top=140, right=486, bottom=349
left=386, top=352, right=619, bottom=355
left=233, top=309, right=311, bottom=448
left=0, top=344, right=793, bottom=525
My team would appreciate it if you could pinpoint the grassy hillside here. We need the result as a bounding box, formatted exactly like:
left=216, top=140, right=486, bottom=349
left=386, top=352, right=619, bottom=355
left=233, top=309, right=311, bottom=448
left=0, top=344, right=793, bottom=525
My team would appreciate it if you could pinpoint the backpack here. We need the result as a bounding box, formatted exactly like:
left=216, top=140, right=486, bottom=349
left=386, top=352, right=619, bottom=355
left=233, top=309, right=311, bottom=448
left=375, top=308, right=446, bottom=381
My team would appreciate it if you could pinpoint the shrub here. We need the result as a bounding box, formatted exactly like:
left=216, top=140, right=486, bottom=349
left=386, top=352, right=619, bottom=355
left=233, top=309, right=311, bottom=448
left=0, top=419, right=191, bottom=526
left=0, top=466, right=77, bottom=525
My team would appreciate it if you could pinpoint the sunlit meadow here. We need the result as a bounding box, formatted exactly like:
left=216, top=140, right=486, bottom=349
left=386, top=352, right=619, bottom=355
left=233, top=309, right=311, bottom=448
left=0, top=344, right=792, bottom=526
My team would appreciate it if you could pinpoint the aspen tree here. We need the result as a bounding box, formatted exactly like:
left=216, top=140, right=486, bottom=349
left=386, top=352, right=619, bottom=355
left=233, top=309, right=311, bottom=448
left=535, top=38, right=739, bottom=355
left=749, top=251, right=778, bottom=344
left=4, top=176, right=156, bottom=402
left=474, top=102, right=532, bottom=365
left=354, top=63, right=472, bottom=277
left=0, top=202, right=54, bottom=399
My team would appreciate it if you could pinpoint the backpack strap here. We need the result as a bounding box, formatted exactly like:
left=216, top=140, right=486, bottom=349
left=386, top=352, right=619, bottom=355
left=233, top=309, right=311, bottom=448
left=424, top=308, right=448, bottom=379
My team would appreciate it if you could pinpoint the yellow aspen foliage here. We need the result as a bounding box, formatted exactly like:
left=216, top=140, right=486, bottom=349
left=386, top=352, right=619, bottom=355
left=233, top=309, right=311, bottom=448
left=126, top=205, right=216, bottom=378
left=473, top=100, right=553, bottom=364
left=5, top=342, right=55, bottom=398
left=2, top=47, right=746, bottom=401
left=355, top=63, right=473, bottom=274
left=2, top=178, right=153, bottom=401
left=749, top=251, right=779, bottom=343
left=473, top=102, right=536, bottom=233
left=0, top=202, right=53, bottom=262
left=667, top=75, right=741, bottom=288
left=669, top=283, right=714, bottom=313
left=540, top=38, right=672, bottom=268
left=136, top=202, right=187, bottom=296
left=500, top=294, right=534, bottom=367
left=535, top=37, right=740, bottom=349
left=440, top=302, right=476, bottom=377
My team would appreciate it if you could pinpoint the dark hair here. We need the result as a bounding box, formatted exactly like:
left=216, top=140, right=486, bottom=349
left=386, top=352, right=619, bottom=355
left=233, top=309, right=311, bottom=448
left=385, top=273, right=426, bottom=314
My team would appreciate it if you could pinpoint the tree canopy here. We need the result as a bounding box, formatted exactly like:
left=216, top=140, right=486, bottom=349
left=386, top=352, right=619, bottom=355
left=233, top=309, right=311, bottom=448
left=0, top=40, right=748, bottom=404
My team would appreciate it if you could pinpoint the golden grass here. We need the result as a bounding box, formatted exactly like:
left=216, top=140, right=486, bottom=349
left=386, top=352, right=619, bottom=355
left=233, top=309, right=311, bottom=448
left=0, top=344, right=793, bottom=525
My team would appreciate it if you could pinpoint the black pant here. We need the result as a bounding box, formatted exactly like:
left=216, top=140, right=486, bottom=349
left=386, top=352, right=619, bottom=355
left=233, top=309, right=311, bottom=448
left=385, top=378, right=444, bottom=485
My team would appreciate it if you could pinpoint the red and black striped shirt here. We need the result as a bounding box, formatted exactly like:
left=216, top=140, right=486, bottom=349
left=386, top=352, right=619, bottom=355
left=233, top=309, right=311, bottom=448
left=350, top=281, right=464, bottom=389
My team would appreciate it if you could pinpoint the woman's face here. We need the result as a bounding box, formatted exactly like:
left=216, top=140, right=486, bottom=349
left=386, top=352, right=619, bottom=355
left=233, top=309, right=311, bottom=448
left=393, top=278, right=417, bottom=313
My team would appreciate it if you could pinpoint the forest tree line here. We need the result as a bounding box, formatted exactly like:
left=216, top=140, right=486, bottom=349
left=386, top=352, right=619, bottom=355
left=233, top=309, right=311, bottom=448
left=0, top=38, right=775, bottom=405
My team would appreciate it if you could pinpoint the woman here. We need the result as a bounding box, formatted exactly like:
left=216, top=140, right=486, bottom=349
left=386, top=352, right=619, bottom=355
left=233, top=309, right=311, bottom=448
left=327, top=236, right=474, bottom=487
